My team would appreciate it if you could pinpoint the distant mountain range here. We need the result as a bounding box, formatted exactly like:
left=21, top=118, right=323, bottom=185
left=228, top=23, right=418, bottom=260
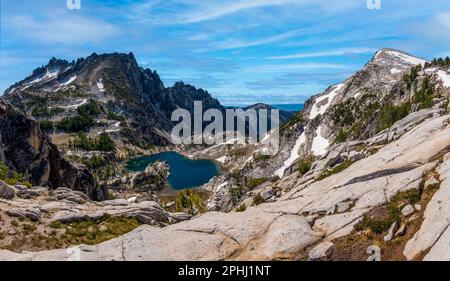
left=2, top=52, right=290, bottom=148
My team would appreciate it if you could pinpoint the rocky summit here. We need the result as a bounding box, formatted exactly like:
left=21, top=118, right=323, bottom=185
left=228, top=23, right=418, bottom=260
left=1, top=48, right=450, bottom=261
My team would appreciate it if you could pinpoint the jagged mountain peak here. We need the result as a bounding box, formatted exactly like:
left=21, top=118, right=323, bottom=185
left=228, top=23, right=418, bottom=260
left=2, top=51, right=231, bottom=146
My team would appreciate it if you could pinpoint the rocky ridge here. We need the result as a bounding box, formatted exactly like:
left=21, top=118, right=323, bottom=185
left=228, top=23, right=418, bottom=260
left=1, top=49, right=450, bottom=260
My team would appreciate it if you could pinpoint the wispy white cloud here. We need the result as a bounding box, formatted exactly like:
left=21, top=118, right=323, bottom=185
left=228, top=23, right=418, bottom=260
left=436, top=12, right=450, bottom=30
left=413, top=11, right=450, bottom=44
left=6, top=15, right=120, bottom=44
left=243, top=62, right=348, bottom=73
left=150, top=0, right=300, bottom=24
left=267, top=47, right=378, bottom=60
left=214, top=29, right=302, bottom=50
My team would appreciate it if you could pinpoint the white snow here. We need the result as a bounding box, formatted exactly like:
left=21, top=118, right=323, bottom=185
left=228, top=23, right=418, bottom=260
left=60, top=99, right=88, bottom=109
left=97, top=81, right=105, bottom=92
left=274, top=132, right=306, bottom=178
left=425, top=67, right=438, bottom=74
left=309, top=83, right=345, bottom=119
left=216, top=156, right=227, bottom=164
left=98, top=129, right=121, bottom=134
left=28, top=68, right=60, bottom=85
left=390, top=68, right=402, bottom=75
left=60, top=75, right=77, bottom=86
left=216, top=181, right=228, bottom=192
left=202, top=137, right=241, bottom=153
left=311, top=125, right=330, bottom=156
left=244, top=155, right=254, bottom=165
left=385, top=50, right=427, bottom=66
left=113, top=122, right=121, bottom=127
left=437, top=70, right=450, bottom=88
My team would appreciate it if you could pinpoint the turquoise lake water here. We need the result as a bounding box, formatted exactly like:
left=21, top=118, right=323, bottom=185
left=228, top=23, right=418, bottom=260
left=126, top=151, right=220, bottom=190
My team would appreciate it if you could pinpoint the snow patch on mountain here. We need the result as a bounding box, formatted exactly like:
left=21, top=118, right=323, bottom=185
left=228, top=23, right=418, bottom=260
left=216, top=156, right=227, bottom=164
left=390, top=68, right=402, bottom=74
left=311, top=126, right=330, bottom=156
left=309, top=83, right=345, bottom=120
left=274, top=132, right=306, bottom=178
left=385, top=50, right=427, bottom=66
left=97, top=80, right=105, bottom=92
left=60, top=75, right=77, bottom=86
left=437, top=70, right=450, bottom=88
left=30, top=68, right=60, bottom=84
left=60, top=99, right=88, bottom=109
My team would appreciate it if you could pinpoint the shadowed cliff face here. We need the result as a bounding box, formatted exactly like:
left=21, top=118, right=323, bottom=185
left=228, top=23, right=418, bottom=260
left=0, top=100, right=103, bottom=200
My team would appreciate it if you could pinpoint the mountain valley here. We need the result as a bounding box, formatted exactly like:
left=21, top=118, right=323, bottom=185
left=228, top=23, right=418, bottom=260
left=1, top=48, right=450, bottom=261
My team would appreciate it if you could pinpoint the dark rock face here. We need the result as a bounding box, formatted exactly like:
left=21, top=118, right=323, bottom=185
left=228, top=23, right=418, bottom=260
left=0, top=100, right=98, bottom=199
left=2, top=53, right=228, bottom=147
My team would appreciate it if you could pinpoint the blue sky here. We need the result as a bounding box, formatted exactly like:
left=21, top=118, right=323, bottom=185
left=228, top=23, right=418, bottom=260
left=1, top=0, right=450, bottom=105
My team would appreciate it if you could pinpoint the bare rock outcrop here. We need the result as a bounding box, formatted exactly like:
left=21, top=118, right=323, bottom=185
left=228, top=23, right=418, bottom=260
left=0, top=100, right=98, bottom=199
left=1, top=114, right=448, bottom=261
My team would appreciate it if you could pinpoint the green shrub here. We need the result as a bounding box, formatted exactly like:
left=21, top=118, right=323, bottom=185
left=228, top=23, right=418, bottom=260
left=39, top=120, right=54, bottom=132
left=413, top=76, right=434, bottom=109
left=335, top=129, right=348, bottom=143
left=246, top=177, right=267, bottom=190
left=253, top=154, right=270, bottom=162
left=0, top=162, right=32, bottom=187
left=62, top=216, right=140, bottom=245
left=56, top=99, right=102, bottom=132
left=253, top=193, right=265, bottom=206
left=57, top=114, right=94, bottom=132
left=298, top=156, right=314, bottom=175
left=97, top=132, right=116, bottom=151
left=378, top=103, right=410, bottom=131
left=229, top=186, right=244, bottom=203
left=82, top=154, right=104, bottom=169
left=32, top=107, right=64, bottom=118
left=318, top=160, right=354, bottom=180
left=235, top=204, right=247, bottom=212
left=355, top=213, right=398, bottom=234
left=106, top=111, right=126, bottom=122
left=73, top=132, right=115, bottom=152
left=175, top=190, right=205, bottom=214
left=77, top=99, right=101, bottom=116
left=403, top=65, right=420, bottom=89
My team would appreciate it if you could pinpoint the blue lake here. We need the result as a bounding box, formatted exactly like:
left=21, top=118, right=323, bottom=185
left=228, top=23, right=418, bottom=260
left=126, top=152, right=220, bottom=190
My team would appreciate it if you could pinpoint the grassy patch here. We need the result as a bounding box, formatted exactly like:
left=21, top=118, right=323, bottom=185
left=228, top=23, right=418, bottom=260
left=298, top=156, right=314, bottom=175
left=317, top=160, right=354, bottom=180
left=355, top=189, right=421, bottom=234
left=61, top=216, right=141, bottom=246
left=229, top=186, right=244, bottom=203
left=253, top=193, right=265, bottom=206
left=235, top=204, right=247, bottom=212
left=246, top=177, right=267, bottom=190
left=335, top=129, right=349, bottom=144
left=0, top=162, right=32, bottom=187
left=174, top=190, right=206, bottom=214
